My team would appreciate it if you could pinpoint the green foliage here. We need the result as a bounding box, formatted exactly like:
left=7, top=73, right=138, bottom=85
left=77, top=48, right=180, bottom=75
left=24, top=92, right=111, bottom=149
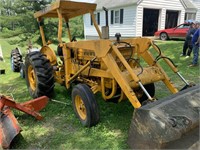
left=69, top=16, right=84, bottom=38
left=42, top=18, right=63, bottom=44
left=0, top=27, right=22, bottom=38
left=0, top=0, right=53, bottom=42
left=0, top=0, right=84, bottom=44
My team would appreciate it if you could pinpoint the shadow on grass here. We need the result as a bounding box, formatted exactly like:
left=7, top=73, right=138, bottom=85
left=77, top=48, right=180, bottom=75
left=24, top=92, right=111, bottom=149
left=0, top=75, right=133, bottom=149
left=0, top=76, right=30, bottom=100
left=19, top=100, right=133, bottom=148
left=8, top=83, right=134, bottom=149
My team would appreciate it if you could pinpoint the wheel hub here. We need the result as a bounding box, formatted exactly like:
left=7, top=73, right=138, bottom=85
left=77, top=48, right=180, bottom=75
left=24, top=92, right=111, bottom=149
left=28, top=65, right=36, bottom=91
left=75, top=95, right=86, bottom=120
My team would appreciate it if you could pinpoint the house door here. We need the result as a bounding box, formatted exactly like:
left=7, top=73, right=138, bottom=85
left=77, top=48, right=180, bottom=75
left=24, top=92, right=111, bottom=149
left=165, top=10, right=178, bottom=29
left=143, top=8, right=159, bottom=36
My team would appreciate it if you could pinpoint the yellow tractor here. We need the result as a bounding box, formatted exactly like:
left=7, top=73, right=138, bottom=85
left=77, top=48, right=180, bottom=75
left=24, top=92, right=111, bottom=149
left=24, top=0, right=200, bottom=148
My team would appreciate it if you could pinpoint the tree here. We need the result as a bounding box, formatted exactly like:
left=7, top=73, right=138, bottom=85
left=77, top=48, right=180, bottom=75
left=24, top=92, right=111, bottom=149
left=69, top=16, right=84, bottom=38
left=0, top=0, right=53, bottom=42
left=0, top=0, right=84, bottom=44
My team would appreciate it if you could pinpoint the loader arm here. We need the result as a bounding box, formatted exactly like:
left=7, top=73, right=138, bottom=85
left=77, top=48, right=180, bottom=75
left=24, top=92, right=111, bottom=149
left=66, top=40, right=142, bottom=108
left=102, top=51, right=141, bottom=108
left=66, top=38, right=180, bottom=108
left=122, top=38, right=179, bottom=94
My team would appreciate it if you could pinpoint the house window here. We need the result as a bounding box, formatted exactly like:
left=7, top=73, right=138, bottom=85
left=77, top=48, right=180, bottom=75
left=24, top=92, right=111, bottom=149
left=91, top=12, right=100, bottom=25
left=111, top=9, right=124, bottom=24
left=185, top=13, right=196, bottom=21
left=115, top=10, right=120, bottom=23
left=177, top=24, right=190, bottom=29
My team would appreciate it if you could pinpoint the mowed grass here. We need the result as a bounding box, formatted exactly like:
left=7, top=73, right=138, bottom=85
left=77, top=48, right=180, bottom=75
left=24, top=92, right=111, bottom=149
left=0, top=37, right=199, bottom=149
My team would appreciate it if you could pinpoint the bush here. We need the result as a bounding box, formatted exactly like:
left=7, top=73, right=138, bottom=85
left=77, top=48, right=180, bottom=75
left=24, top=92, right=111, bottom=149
left=0, top=28, right=23, bottom=38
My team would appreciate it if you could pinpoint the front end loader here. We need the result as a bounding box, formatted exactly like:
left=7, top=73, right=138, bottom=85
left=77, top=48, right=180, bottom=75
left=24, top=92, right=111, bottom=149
left=24, top=0, right=200, bottom=148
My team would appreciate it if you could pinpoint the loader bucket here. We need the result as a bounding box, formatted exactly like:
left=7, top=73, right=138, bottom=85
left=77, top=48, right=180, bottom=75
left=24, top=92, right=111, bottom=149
left=128, top=85, right=200, bottom=149
left=0, top=108, right=21, bottom=149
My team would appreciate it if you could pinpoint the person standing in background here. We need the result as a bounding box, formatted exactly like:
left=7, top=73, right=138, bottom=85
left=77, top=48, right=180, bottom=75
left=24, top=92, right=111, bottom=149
left=189, top=22, right=200, bottom=67
left=180, top=22, right=196, bottom=58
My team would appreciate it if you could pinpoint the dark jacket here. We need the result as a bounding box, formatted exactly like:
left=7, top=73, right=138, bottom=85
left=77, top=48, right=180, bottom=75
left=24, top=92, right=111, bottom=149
left=192, top=28, right=200, bottom=47
left=186, top=27, right=196, bottom=41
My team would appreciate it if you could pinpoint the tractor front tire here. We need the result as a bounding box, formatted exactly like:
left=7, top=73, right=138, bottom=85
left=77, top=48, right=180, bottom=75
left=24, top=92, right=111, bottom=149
left=25, top=51, right=54, bottom=98
left=72, top=84, right=100, bottom=127
left=11, top=48, right=23, bottom=72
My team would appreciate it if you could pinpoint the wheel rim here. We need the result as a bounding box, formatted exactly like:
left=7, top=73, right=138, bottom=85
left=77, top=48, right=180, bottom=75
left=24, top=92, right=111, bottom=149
left=75, top=95, right=86, bottom=120
left=161, top=33, right=167, bottom=40
left=28, top=65, right=36, bottom=91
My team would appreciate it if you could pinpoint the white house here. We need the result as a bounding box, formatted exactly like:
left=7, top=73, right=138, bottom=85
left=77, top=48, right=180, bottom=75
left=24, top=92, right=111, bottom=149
left=83, top=0, right=199, bottom=39
left=188, top=0, right=200, bottom=21
left=182, top=0, right=200, bottom=21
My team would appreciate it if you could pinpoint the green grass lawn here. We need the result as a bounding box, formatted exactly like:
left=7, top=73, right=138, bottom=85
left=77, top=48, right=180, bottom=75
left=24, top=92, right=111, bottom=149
left=0, top=37, right=199, bottom=149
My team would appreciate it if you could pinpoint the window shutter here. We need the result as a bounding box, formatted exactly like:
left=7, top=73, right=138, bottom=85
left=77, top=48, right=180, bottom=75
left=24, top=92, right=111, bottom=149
left=111, top=10, right=114, bottom=24
left=90, top=14, right=93, bottom=25
left=97, top=12, right=100, bottom=25
left=120, top=9, right=124, bottom=24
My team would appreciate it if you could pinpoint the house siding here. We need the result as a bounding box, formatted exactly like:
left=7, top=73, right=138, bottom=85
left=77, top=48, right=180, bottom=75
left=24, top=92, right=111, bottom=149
left=84, top=13, right=101, bottom=37
left=135, top=6, right=143, bottom=37
left=135, top=0, right=185, bottom=36
left=84, top=5, right=137, bottom=39
left=192, top=0, right=200, bottom=21
left=84, top=0, right=188, bottom=39
left=109, top=6, right=137, bottom=37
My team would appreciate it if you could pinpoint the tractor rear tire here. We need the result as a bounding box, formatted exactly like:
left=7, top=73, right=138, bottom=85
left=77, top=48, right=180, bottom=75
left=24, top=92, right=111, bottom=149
left=72, top=84, right=100, bottom=127
left=25, top=51, right=54, bottom=98
left=11, top=48, right=23, bottom=72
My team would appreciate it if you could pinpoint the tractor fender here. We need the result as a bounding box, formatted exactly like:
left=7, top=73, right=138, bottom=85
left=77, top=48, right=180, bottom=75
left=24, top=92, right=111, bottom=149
left=40, top=46, right=57, bottom=66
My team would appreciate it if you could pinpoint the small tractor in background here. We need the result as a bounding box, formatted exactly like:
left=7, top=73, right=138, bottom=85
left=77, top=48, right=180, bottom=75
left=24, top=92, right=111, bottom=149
left=10, top=45, right=41, bottom=78
left=18, top=0, right=200, bottom=149
left=10, top=47, right=24, bottom=78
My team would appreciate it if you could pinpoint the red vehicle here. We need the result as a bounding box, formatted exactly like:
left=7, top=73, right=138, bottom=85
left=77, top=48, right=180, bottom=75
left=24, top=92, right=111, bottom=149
left=154, top=23, right=190, bottom=40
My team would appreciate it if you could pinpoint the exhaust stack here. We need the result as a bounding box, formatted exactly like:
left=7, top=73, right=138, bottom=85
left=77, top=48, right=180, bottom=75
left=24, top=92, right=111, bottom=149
left=102, top=7, right=109, bottom=39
